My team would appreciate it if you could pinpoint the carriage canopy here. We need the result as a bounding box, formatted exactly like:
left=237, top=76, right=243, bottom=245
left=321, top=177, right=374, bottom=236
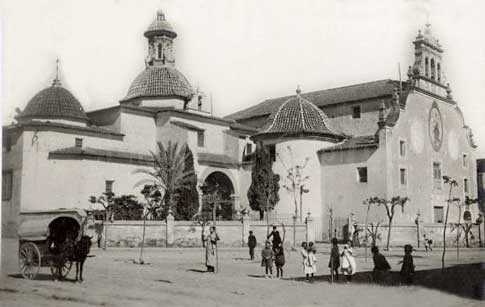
left=18, top=209, right=87, bottom=241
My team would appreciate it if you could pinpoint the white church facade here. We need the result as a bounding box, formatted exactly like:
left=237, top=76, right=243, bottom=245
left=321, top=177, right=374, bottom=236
left=2, top=11, right=479, bottom=242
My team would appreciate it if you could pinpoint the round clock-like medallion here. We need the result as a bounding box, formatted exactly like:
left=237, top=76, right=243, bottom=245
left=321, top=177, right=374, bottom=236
left=428, top=102, right=443, bottom=152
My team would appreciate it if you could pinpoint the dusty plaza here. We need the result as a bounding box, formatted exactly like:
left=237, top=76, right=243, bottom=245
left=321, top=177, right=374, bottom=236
left=2, top=0, right=485, bottom=307
left=1, top=239, right=484, bottom=307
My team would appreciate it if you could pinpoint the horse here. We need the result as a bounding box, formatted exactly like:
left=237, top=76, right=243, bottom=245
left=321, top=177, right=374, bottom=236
left=70, top=235, right=92, bottom=282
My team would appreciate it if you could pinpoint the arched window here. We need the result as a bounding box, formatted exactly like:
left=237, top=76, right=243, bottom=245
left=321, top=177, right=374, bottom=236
left=425, top=57, right=429, bottom=77
left=430, top=58, right=435, bottom=80
left=437, top=63, right=441, bottom=82
left=157, top=43, right=162, bottom=59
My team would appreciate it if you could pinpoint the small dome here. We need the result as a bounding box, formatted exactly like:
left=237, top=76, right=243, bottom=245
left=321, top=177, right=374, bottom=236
left=122, top=66, right=193, bottom=102
left=253, top=92, right=343, bottom=141
left=144, top=10, right=177, bottom=39
left=19, top=80, right=88, bottom=123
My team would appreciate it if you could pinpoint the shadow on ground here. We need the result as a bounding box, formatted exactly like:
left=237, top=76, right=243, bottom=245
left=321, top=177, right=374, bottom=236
left=289, top=263, right=484, bottom=300
left=8, top=273, right=82, bottom=283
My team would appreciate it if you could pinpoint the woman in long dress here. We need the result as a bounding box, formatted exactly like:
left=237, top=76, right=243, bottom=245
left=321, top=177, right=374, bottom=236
left=340, top=242, right=356, bottom=282
left=204, top=226, right=219, bottom=272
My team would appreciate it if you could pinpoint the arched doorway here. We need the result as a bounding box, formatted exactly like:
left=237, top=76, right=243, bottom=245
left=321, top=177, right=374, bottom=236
left=202, top=171, right=235, bottom=220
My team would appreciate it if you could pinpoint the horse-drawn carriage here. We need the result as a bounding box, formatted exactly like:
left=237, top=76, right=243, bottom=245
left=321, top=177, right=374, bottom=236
left=18, top=209, right=93, bottom=280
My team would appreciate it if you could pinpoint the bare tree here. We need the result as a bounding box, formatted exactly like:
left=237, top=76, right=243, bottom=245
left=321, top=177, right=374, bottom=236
left=442, top=175, right=458, bottom=270
left=138, top=184, right=162, bottom=264
left=364, top=196, right=409, bottom=250
left=89, top=192, right=115, bottom=250
left=278, top=146, right=310, bottom=222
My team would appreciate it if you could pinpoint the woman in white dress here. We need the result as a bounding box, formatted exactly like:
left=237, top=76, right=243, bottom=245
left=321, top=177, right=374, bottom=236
left=340, top=242, right=356, bottom=282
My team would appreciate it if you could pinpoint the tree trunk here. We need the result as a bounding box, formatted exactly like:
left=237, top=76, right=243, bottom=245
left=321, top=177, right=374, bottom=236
left=457, top=212, right=461, bottom=261
left=259, top=210, right=264, bottom=221
left=139, top=213, right=147, bottom=262
left=442, top=201, right=451, bottom=270
left=386, top=217, right=393, bottom=251
left=266, top=197, right=270, bottom=236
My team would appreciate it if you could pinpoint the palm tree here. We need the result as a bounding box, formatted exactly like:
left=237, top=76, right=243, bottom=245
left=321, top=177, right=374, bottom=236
left=134, top=141, right=196, bottom=217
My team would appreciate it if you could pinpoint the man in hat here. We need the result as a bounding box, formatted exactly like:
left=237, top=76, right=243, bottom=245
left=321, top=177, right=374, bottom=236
left=248, top=231, right=257, bottom=260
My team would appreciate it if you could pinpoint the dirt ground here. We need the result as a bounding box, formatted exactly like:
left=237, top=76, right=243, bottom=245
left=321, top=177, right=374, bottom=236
left=1, top=239, right=483, bottom=307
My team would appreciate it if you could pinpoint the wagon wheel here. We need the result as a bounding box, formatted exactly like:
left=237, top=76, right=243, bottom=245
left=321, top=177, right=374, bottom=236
left=19, top=242, right=41, bottom=279
left=50, top=260, right=73, bottom=279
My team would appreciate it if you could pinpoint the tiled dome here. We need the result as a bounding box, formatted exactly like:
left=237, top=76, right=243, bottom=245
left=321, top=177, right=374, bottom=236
left=253, top=90, right=343, bottom=141
left=18, top=79, right=88, bottom=123
left=122, top=66, right=194, bottom=102
left=144, top=10, right=177, bottom=39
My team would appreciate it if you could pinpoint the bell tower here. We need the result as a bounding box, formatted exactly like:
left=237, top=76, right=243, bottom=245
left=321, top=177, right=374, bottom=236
left=408, top=24, right=451, bottom=100
left=144, top=10, right=177, bottom=68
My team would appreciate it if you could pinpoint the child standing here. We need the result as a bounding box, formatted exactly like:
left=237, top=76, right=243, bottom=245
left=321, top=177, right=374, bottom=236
left=261, top=240, right=274, bottom=278
left=309, top=245, right=317, bottom=282
left=305, top=245, right=316, bottom=282
left=248, top=231, right=257, bottom=260
left=328, top=238, right=340, bottom=280
left=274, top=243, right=286, bottom=278
left=399, top=244, right=415, bottom=285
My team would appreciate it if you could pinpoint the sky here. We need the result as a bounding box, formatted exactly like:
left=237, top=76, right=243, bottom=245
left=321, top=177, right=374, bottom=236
left=1, top=0, right=484, bottom=157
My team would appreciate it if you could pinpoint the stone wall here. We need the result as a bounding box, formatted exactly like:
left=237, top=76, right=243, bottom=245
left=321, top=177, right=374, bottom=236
left=103, top=217, right=309, bottom=248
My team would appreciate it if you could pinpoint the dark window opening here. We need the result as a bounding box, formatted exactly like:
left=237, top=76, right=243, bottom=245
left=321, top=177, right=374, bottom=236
left=464, top=178, right=469, bottom=194
left=105, top=180, right=114, bottom=195
left=434, top=206, right=444, bottom=223
left=430, top=58, right=436, bottom=80
left=400, top=168, right=407, bottom=185
left=437, top=63, right=441, bottom=82
left=2, top=171, right=13, bottom=200
left=4, top=136, right=12, bottom=152
left=425, top=57, right=429, bottom=77
left=400, top=140, right=406, bottom=156
left=197, top=131, right=205, bottom=147
left=352, top=106, right=361, bottom=119
left=357, top=167, right=368, bottom=183
left=266, top=145, right=276, bottom=162
left=433, top=162, right=442, bottom=190
left=158, top=43, right=162, bottom=59
left=75, top=138, right=83, bottom=148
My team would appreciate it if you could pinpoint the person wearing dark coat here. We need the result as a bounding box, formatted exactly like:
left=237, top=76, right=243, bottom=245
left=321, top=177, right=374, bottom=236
left=328, top=238, right=340, bottom=280
left=267, top=226, right=282, bottom=252
left=274, top=243, right=286, bottom=278
left=399, top=244, right=415, bottom=285
left=248, top=231, right=257, bottom=260
left=372, top=246, right=391, bottom=283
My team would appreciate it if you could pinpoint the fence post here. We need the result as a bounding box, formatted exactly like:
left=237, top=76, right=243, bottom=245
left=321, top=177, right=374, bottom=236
left=242, top=212, right=250, bottom=247
left=305, top=213, right=315, bottom=243
left=166, top=212, right=174, bottom=247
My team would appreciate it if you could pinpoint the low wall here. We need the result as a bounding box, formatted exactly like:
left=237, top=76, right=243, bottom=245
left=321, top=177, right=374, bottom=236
left=104, top=218, right=309, bottom=248
left=354, top=223, right=482, bottom=248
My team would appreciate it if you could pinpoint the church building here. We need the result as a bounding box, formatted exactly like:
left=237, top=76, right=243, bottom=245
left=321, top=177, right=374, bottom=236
left=2, top=11, right=479, bottom=243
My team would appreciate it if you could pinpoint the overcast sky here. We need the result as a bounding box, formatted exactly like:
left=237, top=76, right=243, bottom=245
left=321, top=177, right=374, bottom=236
left=1, top=0, right=484, bottom=157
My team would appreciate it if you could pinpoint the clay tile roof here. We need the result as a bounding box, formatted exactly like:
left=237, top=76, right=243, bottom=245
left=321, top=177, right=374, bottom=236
left=252, top=94, right=344, bottom=140
left=121, top=66, right=193, bottom=102
left=19, top=83, right=88, bottom=123
left=144, top=10, right=177, bottom=39
left=225, top=79, right=400, bottom=122
left=49, top=147, right=154, bottom=166
left=318, top=135, right=378, bottom=153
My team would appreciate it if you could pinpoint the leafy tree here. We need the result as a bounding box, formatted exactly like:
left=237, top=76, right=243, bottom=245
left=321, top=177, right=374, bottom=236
left=247, top=144, right=280, bottom=221
left=364, top=196, right=409, bottom=250
left=111, top=195, right=143, bottom=220
left=172, top=145, right=199, bottom=220
left=134, top=141, right=196, bottom=218
left=89, top=192, right=116, bottom=250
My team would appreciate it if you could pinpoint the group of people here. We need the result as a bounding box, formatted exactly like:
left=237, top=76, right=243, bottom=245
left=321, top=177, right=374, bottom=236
left=258, top=226, right=286, bottom=278
left=211, top=224, right=416, bottom=285
left=327, top=238, right=357, bottom=283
